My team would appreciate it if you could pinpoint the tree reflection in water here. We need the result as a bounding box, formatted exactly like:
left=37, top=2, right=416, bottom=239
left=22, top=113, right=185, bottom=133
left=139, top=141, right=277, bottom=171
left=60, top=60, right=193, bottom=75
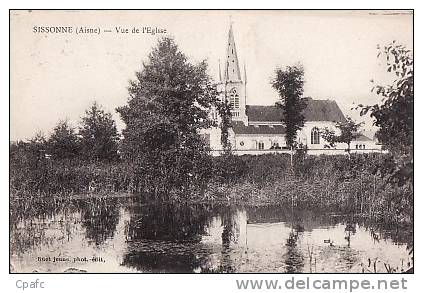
left=333, top=222, right=359, bottom=272
left=122, top=202, right=216, bottom=272
left=10, top=197, right=412, bottom=273
left=80, top=198, right=120, bottom=246
left=284, top=228, right=305, bottom=273
left=218, top=206, right=240, bottom=273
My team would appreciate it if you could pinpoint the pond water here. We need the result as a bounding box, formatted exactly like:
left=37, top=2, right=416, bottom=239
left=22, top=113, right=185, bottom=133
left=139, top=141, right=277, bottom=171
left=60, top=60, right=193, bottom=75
left=10, top=196, right=412, bottom=273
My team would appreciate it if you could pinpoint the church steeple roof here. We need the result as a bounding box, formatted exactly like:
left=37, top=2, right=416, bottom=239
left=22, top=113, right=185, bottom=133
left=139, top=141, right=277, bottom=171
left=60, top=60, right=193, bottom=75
left=224, top=23, right=242, bottom=82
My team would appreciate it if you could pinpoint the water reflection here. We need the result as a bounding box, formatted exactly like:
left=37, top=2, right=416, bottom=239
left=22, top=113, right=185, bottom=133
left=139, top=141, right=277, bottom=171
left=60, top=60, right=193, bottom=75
left=10, top=197, right=412, bottom=273
left=218, top=206, right=240, bottom=273
left=122, top=203, right=214, bottom=272
left=80, top=198, right=120, bottom=246
left=284, top=230, right=305, bottom=273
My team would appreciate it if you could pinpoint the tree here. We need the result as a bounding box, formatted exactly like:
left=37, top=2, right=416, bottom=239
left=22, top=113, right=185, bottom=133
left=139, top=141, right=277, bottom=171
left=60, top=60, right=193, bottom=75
left=28, top=131, right=48, bottom=158
left=116, top=37, right=218, bottom=197
left=79, top=101, right=119, bottom=161
left=216, top=98, right=232, bottom=154
left=48, top=120, right=79, bottom=160
left=360, top=41, right=413, bottom=157
left=321, top=116, right=364, bottom=154
left=358, top=41, right=413, bottom=228
left=10, top=132, right=49, bottom=193
left=271, top=64, right=307, bottom=148
left=358, top=42, right=413, bottom=186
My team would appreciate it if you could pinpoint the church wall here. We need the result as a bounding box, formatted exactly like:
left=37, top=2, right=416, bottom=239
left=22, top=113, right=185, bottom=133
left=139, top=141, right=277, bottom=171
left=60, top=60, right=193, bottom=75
left=205, top=120, right=380, bottom=153
left=199, top=126, right=222, bottom=151
left=210, top=127, right=224, bottom=150
left=298, top=121, right=346, bottom=149
left=351, top=139, right=380, bottom=150
left=231, top=134, right=286, bottom=150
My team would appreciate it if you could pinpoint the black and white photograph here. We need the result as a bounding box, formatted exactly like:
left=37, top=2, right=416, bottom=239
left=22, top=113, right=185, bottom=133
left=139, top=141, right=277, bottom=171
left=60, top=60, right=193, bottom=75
left=9, top=9, right=413, bottom=274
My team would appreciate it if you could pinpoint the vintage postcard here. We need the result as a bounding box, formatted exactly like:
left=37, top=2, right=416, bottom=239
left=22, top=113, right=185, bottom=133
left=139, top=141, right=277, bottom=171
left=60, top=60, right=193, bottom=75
left=10, top=10, right=413, bottom=274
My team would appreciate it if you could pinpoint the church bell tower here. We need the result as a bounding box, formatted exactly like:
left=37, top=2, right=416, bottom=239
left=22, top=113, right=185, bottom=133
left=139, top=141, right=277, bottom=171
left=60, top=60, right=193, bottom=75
left=219, top=23, right=248, bottom=125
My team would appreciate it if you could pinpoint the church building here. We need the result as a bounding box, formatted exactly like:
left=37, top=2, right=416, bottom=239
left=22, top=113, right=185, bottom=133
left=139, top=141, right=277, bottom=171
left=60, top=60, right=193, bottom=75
left=205, top=24, right=379, bottom=155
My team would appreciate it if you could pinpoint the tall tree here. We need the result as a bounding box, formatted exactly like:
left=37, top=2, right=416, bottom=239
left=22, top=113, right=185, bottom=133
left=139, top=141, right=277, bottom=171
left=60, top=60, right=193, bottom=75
left=321, top=116, right=364, bottom=154
left=271, top=64, right=307, bottom=148
left=79, top=101, right=119, bottom=161
left=216, top=98, right=232, bottom=154
left=116, top=37, right=218, bottom=196
left=359, top=41, right=413, bottom=227
left=48, top=120, right=79, bottom=160
left=360, top=41, right=413, bottom=156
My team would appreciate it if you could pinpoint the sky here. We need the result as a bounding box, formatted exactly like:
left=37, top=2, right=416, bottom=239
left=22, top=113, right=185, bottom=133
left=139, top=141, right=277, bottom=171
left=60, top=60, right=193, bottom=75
left=10, top=10, right=413, bottom=141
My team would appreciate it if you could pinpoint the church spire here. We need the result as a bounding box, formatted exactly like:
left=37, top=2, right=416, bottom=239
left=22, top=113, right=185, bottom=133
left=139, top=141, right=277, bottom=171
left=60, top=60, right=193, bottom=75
left=224, top=22, right=242, bottom=82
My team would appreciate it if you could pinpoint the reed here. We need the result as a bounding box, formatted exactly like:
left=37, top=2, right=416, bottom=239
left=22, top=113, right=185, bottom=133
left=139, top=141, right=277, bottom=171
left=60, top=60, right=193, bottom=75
left=10, top=148, right=412, bottom=225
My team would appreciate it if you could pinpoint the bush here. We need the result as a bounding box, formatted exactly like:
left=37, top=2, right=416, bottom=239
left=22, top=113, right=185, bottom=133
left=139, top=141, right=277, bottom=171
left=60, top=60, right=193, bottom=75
left=10, top=143, right=412, bottom=225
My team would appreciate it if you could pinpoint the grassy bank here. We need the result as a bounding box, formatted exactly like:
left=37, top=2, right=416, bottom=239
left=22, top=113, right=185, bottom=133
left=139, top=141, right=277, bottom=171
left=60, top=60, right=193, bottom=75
left=207, top=153, right=412, bottom=224
left=10, top=149, right=412, bottom=224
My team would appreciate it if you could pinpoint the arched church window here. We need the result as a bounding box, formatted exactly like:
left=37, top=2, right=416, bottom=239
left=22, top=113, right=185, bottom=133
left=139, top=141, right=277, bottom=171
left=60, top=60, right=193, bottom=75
left=311, top=127, right=320, bottom=145
left=229, top=88, right=240, bottom=109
